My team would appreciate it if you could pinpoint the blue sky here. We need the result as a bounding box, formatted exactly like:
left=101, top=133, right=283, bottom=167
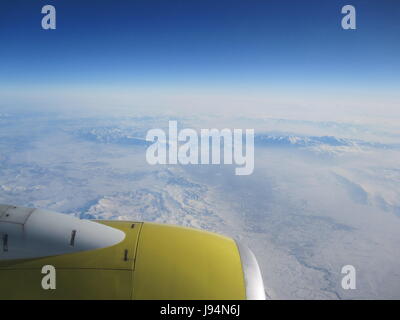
left=1, top=0, right=399, bottom=89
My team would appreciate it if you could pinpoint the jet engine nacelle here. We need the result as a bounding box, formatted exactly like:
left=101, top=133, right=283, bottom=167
left=0, top=204, right=265, bottom=300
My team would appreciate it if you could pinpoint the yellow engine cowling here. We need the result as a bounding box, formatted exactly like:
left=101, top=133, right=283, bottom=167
left=0, top=205, right=265, bottom=300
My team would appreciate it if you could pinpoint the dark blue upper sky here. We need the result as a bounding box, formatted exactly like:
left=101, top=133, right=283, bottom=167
left=1, top=0, right=399, bottom=91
